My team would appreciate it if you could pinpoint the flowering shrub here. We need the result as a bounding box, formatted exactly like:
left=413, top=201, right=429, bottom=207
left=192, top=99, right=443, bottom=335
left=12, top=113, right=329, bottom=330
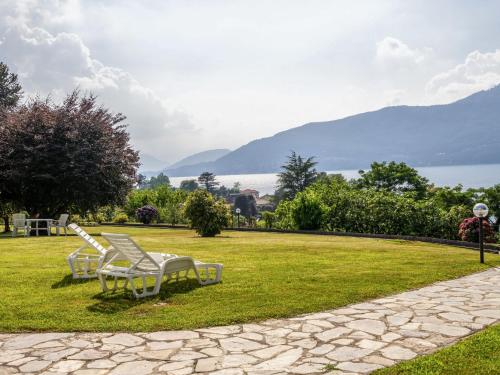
left=136, top=205, right=158, bottom=224
left=458, top=217, right=496, bottom=243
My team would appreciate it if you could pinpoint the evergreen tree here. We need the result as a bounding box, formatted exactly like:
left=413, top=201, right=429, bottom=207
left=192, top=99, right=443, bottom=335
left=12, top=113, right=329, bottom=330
left=198, top=172, right=219, bottom=193
left=276, top=151, right=318, bottom=200
left=180, top=179, right=199, bottom=192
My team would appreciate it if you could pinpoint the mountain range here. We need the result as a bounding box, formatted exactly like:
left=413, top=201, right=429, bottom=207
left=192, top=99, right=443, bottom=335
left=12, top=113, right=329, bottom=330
left=163, top=86, right=500, bottom=177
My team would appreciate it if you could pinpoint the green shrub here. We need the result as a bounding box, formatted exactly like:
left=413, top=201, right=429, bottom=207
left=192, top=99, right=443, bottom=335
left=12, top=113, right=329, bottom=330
left=274, top=199, right=295, bottom=230
left=291, top=191, right=323, bottom=230
left=273, top=177, right=472, bottom=240
left=261, top=211, right=275, bottom=229
left=124, top=189, right=157, bottom=217
left=113, top=212, right=129, bottom=223
left=184, top=190, right=230, bottom=237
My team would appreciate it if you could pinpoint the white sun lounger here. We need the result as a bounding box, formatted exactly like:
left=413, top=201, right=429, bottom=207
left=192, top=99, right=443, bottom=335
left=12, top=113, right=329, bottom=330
left=67, top=223, right=117, bottom=279
left=67, top=223, right=175, bottom=280
left=99, top=232, right=223, bottom=298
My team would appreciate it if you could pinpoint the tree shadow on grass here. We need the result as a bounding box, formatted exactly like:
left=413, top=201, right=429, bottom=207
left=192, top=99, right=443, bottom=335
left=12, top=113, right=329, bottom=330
left=52, top=274, right=94, bottom=288
left=86, top=278, right=204, bottom=314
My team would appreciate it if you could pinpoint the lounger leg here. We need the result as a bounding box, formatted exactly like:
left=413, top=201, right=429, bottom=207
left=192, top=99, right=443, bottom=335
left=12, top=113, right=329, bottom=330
left=98, top=273, right=109, bottom=292
left=129, top=277, right=140, bottom=298
left=68, top=257, right=77, bottom=279
left=152, top=274, right=162, bottom=295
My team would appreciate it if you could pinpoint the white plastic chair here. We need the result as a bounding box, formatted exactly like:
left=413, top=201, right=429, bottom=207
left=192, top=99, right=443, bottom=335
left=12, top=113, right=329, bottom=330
left=99, top=233, right=171, bottom=298
left=67, top=223, right=121, bottom=279
left=99, top=233, right=223, bottom=298
left=12, top=213, right=30, bottom=237
left=52, top=214, right=69, bottom=236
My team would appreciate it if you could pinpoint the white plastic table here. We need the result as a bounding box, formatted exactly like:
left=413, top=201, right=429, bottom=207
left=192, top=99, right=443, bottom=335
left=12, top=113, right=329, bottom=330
left=26, top=219, right=53, bottom=236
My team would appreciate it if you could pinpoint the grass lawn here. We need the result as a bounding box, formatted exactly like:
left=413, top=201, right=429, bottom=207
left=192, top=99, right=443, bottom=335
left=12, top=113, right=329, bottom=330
left=0, top=226, right=498, bottom=332
left=375, top=324, right=500, bottom=375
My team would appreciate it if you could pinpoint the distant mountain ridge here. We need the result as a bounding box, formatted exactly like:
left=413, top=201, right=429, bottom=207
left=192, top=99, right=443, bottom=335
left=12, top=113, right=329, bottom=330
left=139, top=153, right=167, bottom=172
left=166, top=86, right=500, bottom=177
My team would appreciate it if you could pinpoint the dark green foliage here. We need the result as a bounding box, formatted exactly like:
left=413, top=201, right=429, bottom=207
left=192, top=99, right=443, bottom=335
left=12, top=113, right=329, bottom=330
left=198, top=172, right=219, bottom=193
left=0, top=62, right=23, bottom=231
left=184, top=190, right=230, bottom=237
left=0, top=91, right=139, bottom=217
left=261, top=211, right=275, bottom=229
left=275, top=176, right=473, bottom=239
left=234, top=194, right=258, bottom=218
left=428, top=184, right=476, bottom=209
left=356, top=161, right=430, bottom=199
left=124, top=186, right=187, bottom=225
left=113, top=212, right=129, bottom=223
left=180, top=179, right=199, bottom=192
left=0, top=62, right=22, bottom=109
left=147, top=173, right=170, bottom=189
left=291, top=192, right=323, bottom=230
left=137, top=174, right=148, bottom=189
left=276, top=151, right=318, bottom=200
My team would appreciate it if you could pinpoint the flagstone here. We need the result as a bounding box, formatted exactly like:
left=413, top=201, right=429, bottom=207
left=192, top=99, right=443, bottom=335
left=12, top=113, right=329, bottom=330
left=18, top=360, right=52, bottom=372
left=4, top=334, right=73, bottom=350
left=143, top=330, right=199, bottom=341
left=345, top=319, right=386, bottom=335
left=326, top=346, right=373, bottom=361
left=109, top=360, right=159, bottom=375
left=380, top=345, right=417, bottom=360
left=336, top=361, right=383, bottom=373
left=50, top=359, right=85, bottom=372
left=102, top=334, right=144, bottom=347
left=315, top=327, right=351, bottom=342
left=219, top=337, right=266, bottom=352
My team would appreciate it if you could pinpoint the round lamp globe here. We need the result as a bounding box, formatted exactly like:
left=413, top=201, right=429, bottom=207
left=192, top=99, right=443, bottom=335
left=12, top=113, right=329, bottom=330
left=473, top=203, right=489, bottom=218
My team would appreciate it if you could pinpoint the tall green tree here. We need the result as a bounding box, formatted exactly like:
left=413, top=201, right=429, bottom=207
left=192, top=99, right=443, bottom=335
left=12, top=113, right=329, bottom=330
left=148, top=173, right=170, bottom=189
left=0, top=62, right=23, bottom=232
left=0, top=91, right=139, bottom=220
left=180, top=179, right=199, bottom=192
left=356, top=161, right=429, bottom=199
left=0, top=62, right=22, bottom=109
left=276, top=151, right=318, bottom=200
left=234, top=194, right=258, bottom=218
left=198, top=172, right=219, bottom=193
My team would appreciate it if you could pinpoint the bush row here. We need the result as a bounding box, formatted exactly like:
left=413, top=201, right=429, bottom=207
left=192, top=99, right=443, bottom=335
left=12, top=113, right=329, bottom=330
left=270, top=180, right=473, bottom=240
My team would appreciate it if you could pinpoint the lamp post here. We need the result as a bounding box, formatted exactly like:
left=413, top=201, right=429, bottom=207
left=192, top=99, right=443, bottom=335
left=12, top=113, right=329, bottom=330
left=473, top=203, right=489, bottom=264
left=236, top=208, right=241, bottom=228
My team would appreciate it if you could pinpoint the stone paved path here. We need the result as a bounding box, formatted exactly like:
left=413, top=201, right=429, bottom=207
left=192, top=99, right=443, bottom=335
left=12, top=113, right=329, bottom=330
left=1, top=268, right=500, bottom=375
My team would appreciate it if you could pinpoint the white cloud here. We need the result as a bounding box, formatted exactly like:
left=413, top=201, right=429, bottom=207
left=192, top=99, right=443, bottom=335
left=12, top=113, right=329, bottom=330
left=0, top=11, right=198, bottom=164
left=376, top=37, right=427, bottom=67
left=426, top=49, right=500, bottom=103
left=383, top=89, right=406, bottom=106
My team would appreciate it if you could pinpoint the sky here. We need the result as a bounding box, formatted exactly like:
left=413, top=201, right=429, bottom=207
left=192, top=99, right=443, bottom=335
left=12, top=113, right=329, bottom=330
left=1, top=0, right=500, bottom=167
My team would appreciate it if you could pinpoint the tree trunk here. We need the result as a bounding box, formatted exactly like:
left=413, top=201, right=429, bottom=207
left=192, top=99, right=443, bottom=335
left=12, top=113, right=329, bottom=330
left=3, top=216, right=10, bottom=232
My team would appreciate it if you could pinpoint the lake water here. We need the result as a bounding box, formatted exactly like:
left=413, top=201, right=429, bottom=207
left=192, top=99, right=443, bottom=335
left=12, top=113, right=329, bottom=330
left=170, top=164, right=500, bottom=195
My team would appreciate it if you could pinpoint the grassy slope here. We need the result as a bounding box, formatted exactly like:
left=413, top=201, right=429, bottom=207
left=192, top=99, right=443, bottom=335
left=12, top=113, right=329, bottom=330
left=0, top=226, right=498, bottom=332
left=375, top=324, right=500, bottom=375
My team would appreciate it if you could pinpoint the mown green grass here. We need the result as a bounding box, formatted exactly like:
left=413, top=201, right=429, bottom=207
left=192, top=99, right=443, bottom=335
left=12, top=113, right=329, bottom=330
left=375, top=324, right=500, bottom=375
left=0, top=226, right=498, bottom=332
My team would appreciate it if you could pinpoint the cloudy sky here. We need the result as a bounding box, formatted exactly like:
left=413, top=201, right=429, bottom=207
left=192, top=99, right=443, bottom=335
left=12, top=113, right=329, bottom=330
left=1, top=0, right=500, bottom=166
